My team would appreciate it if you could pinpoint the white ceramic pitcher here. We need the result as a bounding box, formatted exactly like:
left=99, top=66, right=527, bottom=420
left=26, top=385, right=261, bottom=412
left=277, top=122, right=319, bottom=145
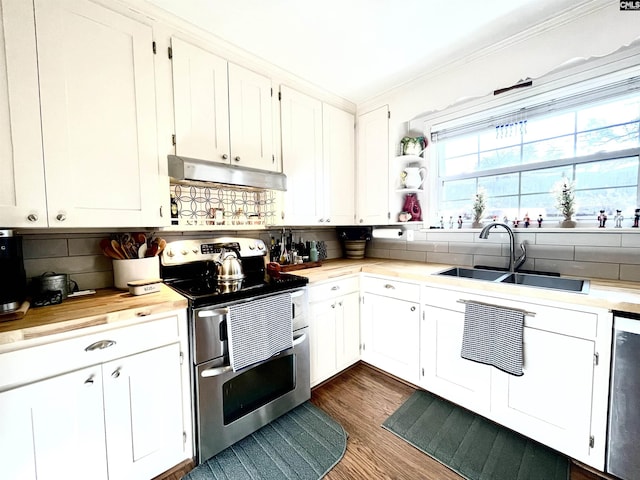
left=403, top=167, right=427, bottom=189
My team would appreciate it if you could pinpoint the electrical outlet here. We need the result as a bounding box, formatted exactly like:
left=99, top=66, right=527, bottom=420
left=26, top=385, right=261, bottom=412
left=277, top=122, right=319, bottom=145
left=406, top=230, right=415, bottom=241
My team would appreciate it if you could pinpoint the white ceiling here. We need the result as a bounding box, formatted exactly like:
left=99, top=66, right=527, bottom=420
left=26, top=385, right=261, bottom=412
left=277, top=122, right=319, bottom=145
left=144, top=0, right=587, bottom=104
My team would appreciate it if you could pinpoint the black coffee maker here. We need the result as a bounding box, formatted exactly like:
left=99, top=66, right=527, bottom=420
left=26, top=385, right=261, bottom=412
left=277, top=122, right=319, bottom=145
left=0, top=230, right=27, bottom=312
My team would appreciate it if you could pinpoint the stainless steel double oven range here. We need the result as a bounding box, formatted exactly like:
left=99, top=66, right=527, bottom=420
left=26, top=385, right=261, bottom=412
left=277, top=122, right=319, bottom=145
left=161, top=237, right=310, bottom=463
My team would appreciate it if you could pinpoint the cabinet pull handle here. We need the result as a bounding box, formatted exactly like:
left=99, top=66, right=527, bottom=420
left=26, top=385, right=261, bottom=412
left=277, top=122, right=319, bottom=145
left=234, top=156, right=241, bottom=162
left=85, top=340, right=116, bottom=351
left=136, top=310, right=151, bottom=317
left=56, top=213, right=66, bottom=222
left=339, top=301, right=343, bottom=307
left=84, top=377, right=94, bottom=386
left=331, top=285, right=340, bottom=291
left=384, top=284, right=395, bottom=289
left=111, top=368, right=121, bottom=379
left=222, top=153, right=229, bottom=160
left=326, top=218, right=330, bottom=223
left=27, top=213, right=38, bottom=222
left=331, top=303, right=336, bottom=309
left=410, top=306, right=416, bottom=312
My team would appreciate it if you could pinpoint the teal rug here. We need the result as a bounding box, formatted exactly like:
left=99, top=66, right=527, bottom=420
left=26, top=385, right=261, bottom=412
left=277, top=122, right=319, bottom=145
left=184, top=402, right=346, bottom=480
left=383, top=390, right=569, bottom=480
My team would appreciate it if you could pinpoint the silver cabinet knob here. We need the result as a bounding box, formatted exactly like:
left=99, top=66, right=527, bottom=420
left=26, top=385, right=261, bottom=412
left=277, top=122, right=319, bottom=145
left=27, top=213, right=38, bottom=222
left=111, top=368, right=121, bottom=379
left=359, top=219, right=363, bottom=223
left=222, top=153, right=229, bottom=160
left=84, top=376, right=94, bottom=386
left=326, top=218, right=331, bottom=223
left=234, top=156, right=241, bottom=162
left=319, top=218, right=325, bottom=223
left=331, top=303, right=336, bottom=309
left=85, top=340, right=116, bottom=351
left=56, top=213, right=66, bottom=222
left=411, top=306, right=416, bottom=312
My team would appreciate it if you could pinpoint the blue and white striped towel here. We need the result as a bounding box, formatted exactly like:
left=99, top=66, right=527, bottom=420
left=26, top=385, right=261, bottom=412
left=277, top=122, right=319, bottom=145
left=461, top=301, right=524, bottom=376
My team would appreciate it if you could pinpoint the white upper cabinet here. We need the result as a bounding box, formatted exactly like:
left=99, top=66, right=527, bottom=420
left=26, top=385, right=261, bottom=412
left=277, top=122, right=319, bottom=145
left=323, top=103, right=355, bottom=225
left=280, top=86, right=324, bottom=224
left=33, top=0, right=161, bottom=227
left=228, top=63, right=276, bottom=171
left=171, top=37, right=230, bottom=164
left=356, top=105, right=389, bottom=225
left=0, top=0, right=47, bottom=227
left=280, top=86, right=355, bottom=225
left=171, top=40, right=277, bottom=173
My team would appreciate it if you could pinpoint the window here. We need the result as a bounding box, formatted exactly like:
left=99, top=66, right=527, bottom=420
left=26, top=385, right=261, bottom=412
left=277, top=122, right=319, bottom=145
left=434, top=83, right=640, bottom=224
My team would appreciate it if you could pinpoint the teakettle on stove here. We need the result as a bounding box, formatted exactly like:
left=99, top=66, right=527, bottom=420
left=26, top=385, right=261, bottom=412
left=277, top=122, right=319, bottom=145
left=0, top=230, right=27, bottom=313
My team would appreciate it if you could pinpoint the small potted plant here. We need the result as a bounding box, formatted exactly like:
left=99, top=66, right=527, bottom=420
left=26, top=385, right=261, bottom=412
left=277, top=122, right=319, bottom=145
left=471, top=188, right=487, bottom=228
left=553, top=178, right=577, bottom=228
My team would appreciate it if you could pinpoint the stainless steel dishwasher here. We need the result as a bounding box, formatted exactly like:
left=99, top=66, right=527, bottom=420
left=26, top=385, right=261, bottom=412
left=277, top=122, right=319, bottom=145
left=606, top=312, right=640, bottom=480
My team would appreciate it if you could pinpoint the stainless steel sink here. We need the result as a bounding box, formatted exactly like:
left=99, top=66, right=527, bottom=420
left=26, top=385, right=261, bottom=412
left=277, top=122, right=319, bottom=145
left=434, top=267, right=589, bottom=294
left=499, top=272, right=590, bottom=294
left=436, top=267, right=508, bottom=281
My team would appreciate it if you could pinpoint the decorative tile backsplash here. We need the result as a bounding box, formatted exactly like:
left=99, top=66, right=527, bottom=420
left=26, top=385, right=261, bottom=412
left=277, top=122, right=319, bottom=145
left=171, top=182, right=278, bottom=226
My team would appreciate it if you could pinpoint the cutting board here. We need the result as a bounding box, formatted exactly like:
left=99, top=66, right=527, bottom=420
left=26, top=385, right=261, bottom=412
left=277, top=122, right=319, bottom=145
left=0, top=301, right=30, bottom=322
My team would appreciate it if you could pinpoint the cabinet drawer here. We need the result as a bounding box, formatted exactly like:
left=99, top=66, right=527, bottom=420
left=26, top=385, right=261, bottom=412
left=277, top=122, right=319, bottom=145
left=363, top=276, right=420, bottom=302
left=0, top=313, right=181, bottom=391
left=309, top=275, right=359, bottom=303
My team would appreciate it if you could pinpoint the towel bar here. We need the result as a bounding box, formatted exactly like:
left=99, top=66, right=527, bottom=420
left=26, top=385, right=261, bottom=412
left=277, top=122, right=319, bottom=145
left=457, top=299, right=536, bottom=317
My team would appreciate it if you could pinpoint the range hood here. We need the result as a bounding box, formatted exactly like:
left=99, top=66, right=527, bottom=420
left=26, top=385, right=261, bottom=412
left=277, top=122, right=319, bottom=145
left=168, top=155, right=287, bottom=191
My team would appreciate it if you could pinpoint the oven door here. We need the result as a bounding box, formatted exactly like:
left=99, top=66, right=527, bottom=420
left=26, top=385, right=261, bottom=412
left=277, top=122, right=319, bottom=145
left=194, top=326, right=310, bottom=463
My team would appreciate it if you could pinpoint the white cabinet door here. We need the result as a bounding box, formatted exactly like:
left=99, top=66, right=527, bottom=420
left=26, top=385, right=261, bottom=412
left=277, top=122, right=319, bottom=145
left=103, top=342, right=184, bottom=480
left=336, top=291, right=360, bottom=371
left=0, top=0, right=47, bottom=227
left=228, top=63, right=275, bottom=172
left=280, top=86, right=324, bottom=225
left=323, top=103, right=355, bottom=225
left=491, top=327, right=595, bottom=462
left=420, top=304, right=491, bottom=413
left=171, top=37, right=230, bottom=164
left=356, top=105, right=389, bottom=225
left=361, top=293, right=419, bottom=384
left=0, top=365, right=108, bottom=480
left=34, top=0, right=161, bottom=227
left=309, top=298, right=338, bottom=386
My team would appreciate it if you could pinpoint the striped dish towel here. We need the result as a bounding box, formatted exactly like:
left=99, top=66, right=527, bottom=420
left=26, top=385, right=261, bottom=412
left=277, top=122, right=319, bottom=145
left=461, top=301, right=524, bottom=376
left=227, top=292, right=293, bottom=372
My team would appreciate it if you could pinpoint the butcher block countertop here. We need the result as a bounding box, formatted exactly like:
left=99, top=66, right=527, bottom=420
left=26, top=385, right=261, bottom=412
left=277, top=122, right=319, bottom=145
left=2, top=258, right=639, bottom=349
left=296, top=259, right=640, bottom=314
left=0, top=284, right=187, bottom=349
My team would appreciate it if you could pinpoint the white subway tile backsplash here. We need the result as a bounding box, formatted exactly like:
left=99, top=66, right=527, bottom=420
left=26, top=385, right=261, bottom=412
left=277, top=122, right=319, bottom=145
left=621, top=234, right=640, bottom=247
left=426, top=231, right=476, bottom=242
left=406, top=241, right=447, bottom=253
left=620, top=265, right=640, bottom=282
left=576, top=246, right=640, bottom=264
left=450, top=242, right=501, bottom=256
left=534, top=258, right=620, bottom=280
left=22, top=239, right=68, bottom=259
left=525, top=244, right=574, bottom=261
left=389, top=249, right=427, bottom=262
left=426, top=252, right=473, bottom=266
left=535, top=232, right=621, bottom=247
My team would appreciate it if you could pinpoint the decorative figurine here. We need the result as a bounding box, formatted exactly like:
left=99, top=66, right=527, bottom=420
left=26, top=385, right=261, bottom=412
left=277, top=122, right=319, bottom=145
left=440, top=216, right=444, bottom=229
left=634, top=209, right=640, bottom=228
left=523, top=213, right=530, bottom=228
left=513, top=218, right=519, bottom=228
left=537, top=214, right=543, bottom=228
left=598, top=209, right=607, bottom=228
left=449, top=216, right=454, bottom=229
left=503, top=215, right=509, bottom=224
left=615, top=210, right=624, bottom=228
left=457, top=215, right=463, bottom=229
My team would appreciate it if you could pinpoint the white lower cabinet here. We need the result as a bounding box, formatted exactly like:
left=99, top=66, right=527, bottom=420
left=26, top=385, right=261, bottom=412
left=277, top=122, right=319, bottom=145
left=420, top=285, right=612, bottom=470
left=0, top=310, right=190, bottom=480
left=0, top=364, right=108, bottom=480
left=420, top=304, right=491, bottom=414
left=361, top=276, right=420, bottom=385
left=309, top=276, right=360, bottom=387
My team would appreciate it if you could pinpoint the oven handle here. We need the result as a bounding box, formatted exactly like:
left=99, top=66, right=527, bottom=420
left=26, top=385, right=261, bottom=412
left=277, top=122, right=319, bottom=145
left=293, top=332, right=307, bottom=346
left=201, top=365, right=233, bottom=378
left=198, top=308, right=229, bottom=318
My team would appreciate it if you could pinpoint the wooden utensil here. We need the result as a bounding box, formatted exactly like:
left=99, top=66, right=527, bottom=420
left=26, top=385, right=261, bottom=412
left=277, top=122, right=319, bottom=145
left=111, top=240, right=127, bottom=259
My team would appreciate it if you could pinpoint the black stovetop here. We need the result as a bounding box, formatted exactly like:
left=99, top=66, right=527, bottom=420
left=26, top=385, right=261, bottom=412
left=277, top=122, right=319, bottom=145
left=165, top=272, right=308, bottom=308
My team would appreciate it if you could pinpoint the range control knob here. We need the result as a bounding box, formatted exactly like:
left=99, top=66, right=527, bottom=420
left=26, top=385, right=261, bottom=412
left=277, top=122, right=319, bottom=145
left=166, top=249, right=175, bottom=257
left=181, top=249, right=188, bottom=256
left=192, top=248, right=198, bottom=254
left=256, top=241, right=265, bottom=251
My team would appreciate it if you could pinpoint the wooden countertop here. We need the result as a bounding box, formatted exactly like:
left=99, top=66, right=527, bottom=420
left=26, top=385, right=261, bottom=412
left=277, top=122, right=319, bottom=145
left=296, top=258, right=640, bottom=314
left=2, top=258, right=639, bottom=349
left=0, top=284, right=187, bottom=347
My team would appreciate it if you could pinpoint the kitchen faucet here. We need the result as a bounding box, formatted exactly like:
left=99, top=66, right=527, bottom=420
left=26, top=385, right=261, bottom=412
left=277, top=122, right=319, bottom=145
left=478, top=222, right=526, bottom=273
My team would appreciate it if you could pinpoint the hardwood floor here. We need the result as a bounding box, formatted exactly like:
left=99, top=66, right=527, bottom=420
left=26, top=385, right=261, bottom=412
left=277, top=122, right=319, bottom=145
left=155, top=362, right=607, bottom=480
